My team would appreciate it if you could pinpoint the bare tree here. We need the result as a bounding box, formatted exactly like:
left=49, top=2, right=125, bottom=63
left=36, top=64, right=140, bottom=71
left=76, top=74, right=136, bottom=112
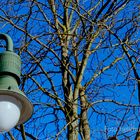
left=0, top=0, right=139, bottom=139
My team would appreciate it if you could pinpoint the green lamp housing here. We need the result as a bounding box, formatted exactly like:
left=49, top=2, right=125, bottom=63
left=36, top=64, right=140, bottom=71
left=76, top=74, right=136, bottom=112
left=0, top=33, right=33, bottom=132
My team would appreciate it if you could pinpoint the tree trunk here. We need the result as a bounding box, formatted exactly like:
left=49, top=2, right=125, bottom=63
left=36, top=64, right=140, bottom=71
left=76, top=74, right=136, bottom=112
left=79, top=90, right=90, bottom=140
left=65, top=103, right=78, bottom=140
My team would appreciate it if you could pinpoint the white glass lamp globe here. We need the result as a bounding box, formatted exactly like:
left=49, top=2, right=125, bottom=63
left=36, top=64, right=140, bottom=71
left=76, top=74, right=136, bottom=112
left=0, top=95, right=21, bottom=133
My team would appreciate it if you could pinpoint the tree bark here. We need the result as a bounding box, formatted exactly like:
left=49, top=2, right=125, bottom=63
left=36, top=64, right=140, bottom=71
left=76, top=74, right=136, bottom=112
left=79, top=89, right=90, bottom=140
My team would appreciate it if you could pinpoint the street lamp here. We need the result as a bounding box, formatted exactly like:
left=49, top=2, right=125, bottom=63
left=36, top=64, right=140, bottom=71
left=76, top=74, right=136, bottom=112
left=0, top=33, right=33, bottom=132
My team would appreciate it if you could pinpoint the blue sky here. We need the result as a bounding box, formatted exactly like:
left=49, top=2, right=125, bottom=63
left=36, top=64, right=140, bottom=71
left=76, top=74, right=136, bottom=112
left=0, top=0, right=140, bottom=139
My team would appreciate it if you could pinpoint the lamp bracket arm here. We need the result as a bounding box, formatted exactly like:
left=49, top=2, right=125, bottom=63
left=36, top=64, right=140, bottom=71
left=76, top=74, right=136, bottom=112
left=0, top=33, right=13, bottom=52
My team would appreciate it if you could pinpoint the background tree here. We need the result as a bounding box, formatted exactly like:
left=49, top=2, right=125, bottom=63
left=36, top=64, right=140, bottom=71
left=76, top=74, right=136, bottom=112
left=0, top=0, right=140, bottom=139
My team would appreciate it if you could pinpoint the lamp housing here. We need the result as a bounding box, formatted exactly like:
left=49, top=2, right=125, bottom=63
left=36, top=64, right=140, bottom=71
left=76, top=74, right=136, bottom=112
left=0, top=33, right=33, bottom=132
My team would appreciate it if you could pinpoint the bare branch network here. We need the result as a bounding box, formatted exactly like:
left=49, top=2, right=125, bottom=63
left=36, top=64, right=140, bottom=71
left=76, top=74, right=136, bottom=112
left=0, top=0, right=140, bottom=139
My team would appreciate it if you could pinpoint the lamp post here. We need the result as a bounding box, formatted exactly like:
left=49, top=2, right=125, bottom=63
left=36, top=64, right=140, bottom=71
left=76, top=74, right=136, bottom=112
left=0, top=33, right=33, bottom=132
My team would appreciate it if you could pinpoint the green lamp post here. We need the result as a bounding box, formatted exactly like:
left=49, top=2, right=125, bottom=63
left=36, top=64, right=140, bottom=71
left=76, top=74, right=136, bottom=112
left=0, top=33, right=33, bottom=132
